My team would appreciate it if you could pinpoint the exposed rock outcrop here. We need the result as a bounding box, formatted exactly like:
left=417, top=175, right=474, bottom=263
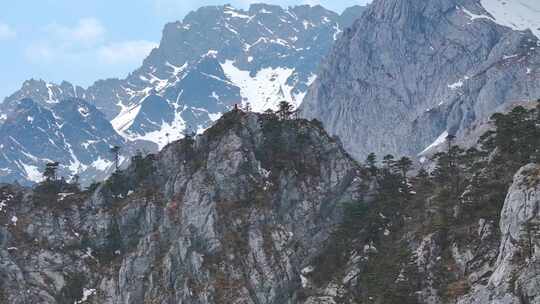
left=300, top=0, right=540, bottom=160
left=458, top=164, right=540, bottom=304
left=0, top=112, right=365, bottom=303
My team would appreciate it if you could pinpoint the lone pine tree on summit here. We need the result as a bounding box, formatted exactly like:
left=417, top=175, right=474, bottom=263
left=43, top=162, right=60, bottom=182
left=277, top=101, right=294, bottom=120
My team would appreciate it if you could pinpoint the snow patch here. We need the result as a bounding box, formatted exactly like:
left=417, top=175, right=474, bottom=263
left=448, top=80, right=464, bottom=90
left=91, top=157, right=113, bottom=171
left=419, top=131, right=449, bottom=155
left=165, top=61, right=188, bottom=76
left=220, top=60, right=300, bottom=112
left=21, top=163, right=42, bottom=183
left=125, top=106, right=186, bottom=150
left=224, top=6, right=252, bottom=20
left=111, top=103, right=143, bottom=133
left=75, top=288, right=96, bottom=303
left=480, top=0, right=540, bottom=38
left=461, top=6, right=494, bottom=22
left=78, top=107, right=90, bottom=117
left=45, top=83, right=59, bottom=104
left=448, top=76, right=470, bottom=90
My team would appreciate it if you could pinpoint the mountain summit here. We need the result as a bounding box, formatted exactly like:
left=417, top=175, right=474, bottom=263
left=0, top=110, right=364, bottom=303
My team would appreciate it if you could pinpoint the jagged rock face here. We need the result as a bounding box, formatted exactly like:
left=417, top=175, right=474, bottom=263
left=292, top=160, right=540, bottom=304
left=0, top=98, right=154, bottom=186
left=2, top=79, right=86, bottom=110
left=300, top=0, right=540, bottom=160
left=458, top=164, right=540, bottom=304
left=0, top=113, right=365, bottom=303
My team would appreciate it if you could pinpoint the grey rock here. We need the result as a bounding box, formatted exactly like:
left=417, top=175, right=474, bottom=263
left=458, top=164, right=540, bottom=304
left=300, top=0, right=540, bottom=160
left=0, top=112, right=364, bottom=303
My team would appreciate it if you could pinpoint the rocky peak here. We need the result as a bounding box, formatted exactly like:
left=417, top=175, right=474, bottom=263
left=339, top=5, right=368, bottom=28
left=0, top=112, right=365, bottom=303
left=3, top=79, right=85, bottom=109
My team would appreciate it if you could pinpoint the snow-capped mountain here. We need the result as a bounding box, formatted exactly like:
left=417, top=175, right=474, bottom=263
left=87, top=4, right=366, bottom=148
left=300, top=0, right=540, bottom=159
left=0, top=98, right=154, bottom=185
left=0, top=4, right=366, bottom=185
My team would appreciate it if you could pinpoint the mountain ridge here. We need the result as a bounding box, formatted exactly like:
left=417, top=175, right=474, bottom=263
left=0, top=3, right=367, bottom=185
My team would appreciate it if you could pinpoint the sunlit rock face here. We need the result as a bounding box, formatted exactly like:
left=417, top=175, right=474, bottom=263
left=300, top=0, right=540, bottom=160
left=0, top=112, right=366, bottom=303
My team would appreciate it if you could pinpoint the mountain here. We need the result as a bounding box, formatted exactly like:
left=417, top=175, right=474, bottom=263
left=300, top=0, right=540, bottom=160
left=3, top=104, right=540, bottom=303
left=0, top=4, right=366, bottom=185
left=92, top=3, right=365, bottom=147
left=0, top=111, right=364, bottom=303
left=0, top=97, right=154, bottom=186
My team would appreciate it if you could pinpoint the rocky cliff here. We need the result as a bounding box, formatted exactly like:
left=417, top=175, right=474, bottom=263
left=3, top=106, right=540, bottom=304
left=458, top=164, right=540, bottom=304
left=0, top=111, right=366, bottom=303
left=300, top=0, right=540, bottom=160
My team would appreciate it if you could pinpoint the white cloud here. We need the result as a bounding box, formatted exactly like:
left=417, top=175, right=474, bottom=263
left=46, top=18, right=105, bottom=47
left=24, top=18, right=156, bottom=70
left=0, top=23, right=16, bottom=40
left=98, top=40, right=158, bottom=65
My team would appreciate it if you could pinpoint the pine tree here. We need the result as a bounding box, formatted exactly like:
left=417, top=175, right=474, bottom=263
left=110, top=146, right=121, bottom=171
left=43, top=162, right=60, bottom=182
left=366, top=153, right=378, bottom=176
left=396, top=157, right=413, bottom=180
left=417, top=168, right=429, bottom=180
left=446, top=134, right=456, bottom=151
left=277, top=101, right=294, bottom=120
left=382, top=155, right=395, bottom=170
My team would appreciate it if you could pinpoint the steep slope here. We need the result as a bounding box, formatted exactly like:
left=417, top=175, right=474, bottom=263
left=458, top=164, right=540, bottom=304
left=300, top=0, right=540, bottom=159
left=0, top=111, right=365, bottom=303
left=294, top=102, right=540, bottom=303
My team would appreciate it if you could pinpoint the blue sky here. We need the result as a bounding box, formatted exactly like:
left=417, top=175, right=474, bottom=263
left=0, top=0, right=370, bottom=100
